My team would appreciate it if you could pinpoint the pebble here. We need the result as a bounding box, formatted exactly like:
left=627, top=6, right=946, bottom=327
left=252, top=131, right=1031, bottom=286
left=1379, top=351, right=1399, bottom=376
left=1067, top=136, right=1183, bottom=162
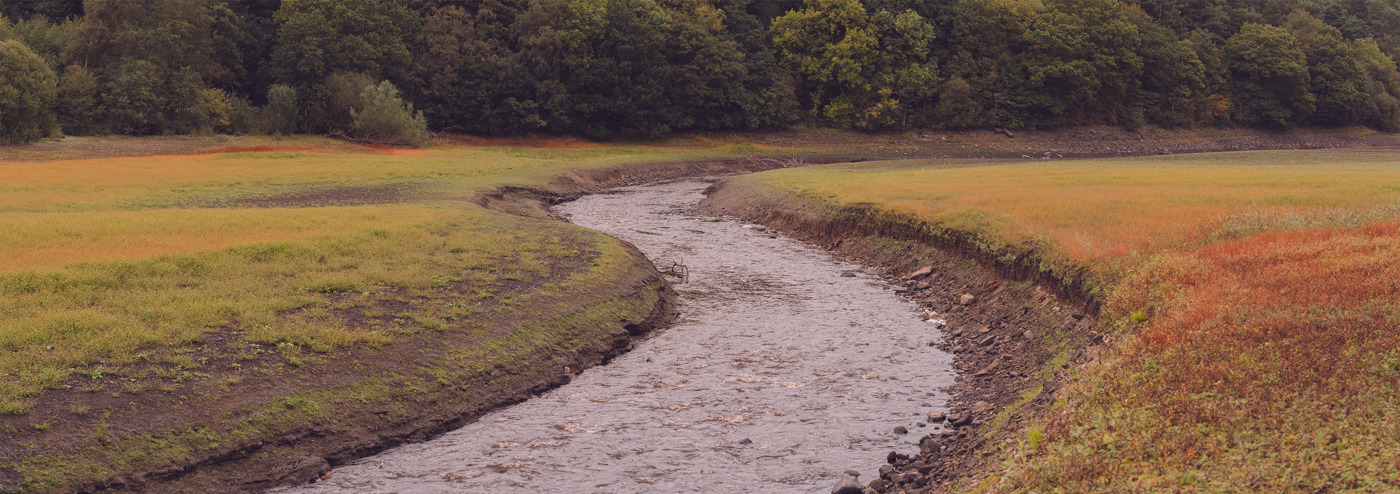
left=893, top=426, right=908, bottom=435
left=841, top=271, right=858, bottom=277
left=959, top=294, right=976, bottom=305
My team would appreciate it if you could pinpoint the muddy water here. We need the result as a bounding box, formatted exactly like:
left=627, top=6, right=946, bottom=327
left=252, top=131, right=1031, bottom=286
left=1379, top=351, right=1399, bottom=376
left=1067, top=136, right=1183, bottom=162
left=278, top=179, right=955, bottom=493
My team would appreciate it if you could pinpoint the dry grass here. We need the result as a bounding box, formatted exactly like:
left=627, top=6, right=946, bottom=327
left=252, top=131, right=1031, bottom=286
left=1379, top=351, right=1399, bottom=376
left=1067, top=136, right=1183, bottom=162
left=752, top=148, right=1400, bottom=271
left=737, top=147, right=1400, bottom=492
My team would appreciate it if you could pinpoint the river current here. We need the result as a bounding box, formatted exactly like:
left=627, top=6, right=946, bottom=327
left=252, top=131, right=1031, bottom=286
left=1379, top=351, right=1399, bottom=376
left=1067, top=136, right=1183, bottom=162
left=275, top=179, right=956, bottom=493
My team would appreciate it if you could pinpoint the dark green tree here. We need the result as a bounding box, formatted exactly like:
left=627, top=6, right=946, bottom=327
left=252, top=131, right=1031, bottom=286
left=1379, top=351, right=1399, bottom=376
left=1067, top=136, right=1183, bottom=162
left=270, top=0, right=420, bottom=131
left=1225, top=22, right=1313, bottom=126
left=1023, top=0, right=1144, bottom=125
left=0, top=39, right=58, bottom=142
left=1352, top=38, right=1400, bottom=131
left=56, top=64, right=98, bottom=134
left=1284, top=9, right=1369, bottom=126
left=1132, top=9, right=1206, bottom=127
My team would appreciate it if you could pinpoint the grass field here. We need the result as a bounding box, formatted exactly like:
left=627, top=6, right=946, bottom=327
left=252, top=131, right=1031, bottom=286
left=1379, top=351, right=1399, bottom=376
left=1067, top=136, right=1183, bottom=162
left=0, top=135, right=802, bottom=491
left=734, top=147, right=1400, bottom=492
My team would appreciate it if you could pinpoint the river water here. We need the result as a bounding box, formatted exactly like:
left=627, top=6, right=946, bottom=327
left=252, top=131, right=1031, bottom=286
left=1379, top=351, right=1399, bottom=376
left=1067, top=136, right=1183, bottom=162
left=277, top=179, right=956, bottom=493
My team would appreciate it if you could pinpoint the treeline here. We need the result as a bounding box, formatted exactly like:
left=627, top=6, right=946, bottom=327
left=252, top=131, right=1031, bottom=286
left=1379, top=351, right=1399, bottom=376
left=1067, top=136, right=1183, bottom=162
left=0, top=0, right=1398, bottom=144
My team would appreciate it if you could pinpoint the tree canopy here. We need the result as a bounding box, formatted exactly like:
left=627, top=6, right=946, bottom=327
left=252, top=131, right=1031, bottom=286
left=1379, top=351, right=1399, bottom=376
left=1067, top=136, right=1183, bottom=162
left=0, top=0, right=1397, bottom=142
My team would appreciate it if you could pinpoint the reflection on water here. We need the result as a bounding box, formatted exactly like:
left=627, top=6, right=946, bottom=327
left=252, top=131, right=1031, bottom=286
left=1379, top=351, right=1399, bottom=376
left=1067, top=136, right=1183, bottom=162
left=274, top=179, right=955, bottom=493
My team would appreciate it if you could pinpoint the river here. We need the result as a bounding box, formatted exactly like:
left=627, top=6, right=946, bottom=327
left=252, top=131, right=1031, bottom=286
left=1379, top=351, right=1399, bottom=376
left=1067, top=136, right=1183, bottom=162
left=274, top=178, right=956, bottom=493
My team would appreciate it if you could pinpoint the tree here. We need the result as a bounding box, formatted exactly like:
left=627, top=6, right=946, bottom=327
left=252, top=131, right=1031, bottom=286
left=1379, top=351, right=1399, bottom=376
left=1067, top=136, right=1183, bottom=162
left=1284, top=9, right=1369, bottom=126
left=66, top=0, right=237, bottom=84
left=270, top=0, right=420, bottom=131
left=1132, top=9, right=1206, bottom=127
left=351, top=80, right=429, bottom=145
left=770, top=0, right=936, bottom=129
left=1023, top=0, right=1144, bottom=125
left=0, top=15, right=77, bottom=69
left=1225, top=23, right=1313, bottom=126
left=938, top=0, right=1042, bottom=129
left=0, top=40, right=57, bottom=142
left=57, top=64, right=98, bottom=134
left=770, top=0, right=883, bottom=127
left=1352, top=38, right=1400, bottom=131
left=100, top=59, right=166, bottom=134
left=932, top=76, right=977, bottom=128
left=265, top=83, right=298, bottom=134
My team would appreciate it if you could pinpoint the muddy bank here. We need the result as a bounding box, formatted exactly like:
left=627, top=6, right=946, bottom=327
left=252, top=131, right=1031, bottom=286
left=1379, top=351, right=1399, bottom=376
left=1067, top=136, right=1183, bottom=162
left=700, top=180, right=1101, bottom=492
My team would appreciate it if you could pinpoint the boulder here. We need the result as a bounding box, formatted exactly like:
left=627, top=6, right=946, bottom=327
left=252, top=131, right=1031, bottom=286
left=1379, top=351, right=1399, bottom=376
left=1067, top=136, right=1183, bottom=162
left=832, top=474, right=864, bottom=494
left=906, top=266, right=934, bottom=280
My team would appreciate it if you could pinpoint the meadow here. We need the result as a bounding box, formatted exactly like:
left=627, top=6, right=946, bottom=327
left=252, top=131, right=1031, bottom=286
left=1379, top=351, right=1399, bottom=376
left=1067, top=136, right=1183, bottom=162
left=0, top=135, right=794, bottom=491
left=734, top=147, right=1400, bottom=491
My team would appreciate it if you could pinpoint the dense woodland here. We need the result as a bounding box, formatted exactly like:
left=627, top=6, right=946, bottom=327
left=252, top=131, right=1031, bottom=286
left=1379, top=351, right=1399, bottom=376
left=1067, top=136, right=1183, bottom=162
left=0, top=0, right=1398, bottom=143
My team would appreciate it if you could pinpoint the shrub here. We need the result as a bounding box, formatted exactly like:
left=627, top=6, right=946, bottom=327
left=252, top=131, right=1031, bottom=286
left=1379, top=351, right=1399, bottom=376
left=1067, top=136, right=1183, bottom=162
left=56, top=64, right=97, bottom=135
left=265, top=84, right=298, bottom=135
left=351, top=80, right=428, bottom=146
left=0, top=39, right=57, bottom=143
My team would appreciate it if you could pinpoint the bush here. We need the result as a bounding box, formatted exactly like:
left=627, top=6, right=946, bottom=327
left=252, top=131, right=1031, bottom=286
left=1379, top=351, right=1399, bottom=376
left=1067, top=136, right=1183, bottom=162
left=101, top=59, right=165, bottom=134
left=56, top=64, right=97, bottom=135
left=325, top=71, right=374, bottom=131
left=265, top=84, right=298, bottom=135
left=0, top=39, right=57, bottom=143
left=351, top=80, right=428, bottom=146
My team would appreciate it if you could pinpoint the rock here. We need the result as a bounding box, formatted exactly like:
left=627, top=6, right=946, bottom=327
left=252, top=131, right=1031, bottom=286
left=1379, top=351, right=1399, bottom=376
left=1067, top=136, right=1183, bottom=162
left=949, top=413, right=972, bottom=427
left=841, top=271, right=858, bottom=277
left=832, top=474, right=864, bottom=494
left=959, top=294, right=976, bottom=305
left=1023, top=330, right=1035, bottom=340
left=912, top=461, right=936, bottom=474
left=738, top=438, right=753, bottom=445
left=977, top=326, right=991, bottom=334
left=977, top=335, right=995, bottom=346
left=906, top=266, right=934, bottom=280
left=1073, top=313, right=1085, bottom=320
left=862, top=488, right=879, bottom=494
left=892, top=286, right=910, bottom=293
left=971, top=401, right=995, bottom=414
left=994, top=127, right=1016, bottom=138
left=879, top=465, right=895, bottom=477
left=893, top=426, right=908, bottom=435
left=844, top=470, right=861, bottom=478
left=926, top=410, right=946, bottom=423
left=868, top=480, right=887, bottom=493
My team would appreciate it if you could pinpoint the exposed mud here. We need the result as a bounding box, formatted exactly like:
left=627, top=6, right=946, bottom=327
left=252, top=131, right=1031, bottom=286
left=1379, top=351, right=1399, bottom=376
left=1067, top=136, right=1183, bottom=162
left=276, top=179, right=957, bottom=493
left=190, top=183, right=426, bottom=209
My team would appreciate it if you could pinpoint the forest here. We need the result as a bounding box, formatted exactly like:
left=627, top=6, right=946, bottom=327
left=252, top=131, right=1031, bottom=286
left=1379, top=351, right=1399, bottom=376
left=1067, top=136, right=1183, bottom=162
left=1, top=0, right=1398, bottom=143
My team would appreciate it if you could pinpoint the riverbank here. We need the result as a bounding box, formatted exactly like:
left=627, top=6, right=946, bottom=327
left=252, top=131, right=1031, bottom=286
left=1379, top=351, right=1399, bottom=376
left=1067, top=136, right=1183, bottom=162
left=702, top=143, right=1400, bottom=492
